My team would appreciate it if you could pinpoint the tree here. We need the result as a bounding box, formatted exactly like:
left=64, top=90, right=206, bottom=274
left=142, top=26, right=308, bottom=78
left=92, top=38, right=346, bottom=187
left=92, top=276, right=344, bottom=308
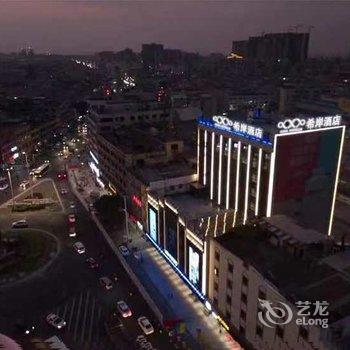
left=94, top=195, right=124, bottom=227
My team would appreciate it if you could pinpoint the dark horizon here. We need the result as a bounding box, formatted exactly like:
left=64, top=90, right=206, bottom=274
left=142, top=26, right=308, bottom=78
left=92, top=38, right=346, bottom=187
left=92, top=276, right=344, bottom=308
left=0, top=1, right=349, bottom=57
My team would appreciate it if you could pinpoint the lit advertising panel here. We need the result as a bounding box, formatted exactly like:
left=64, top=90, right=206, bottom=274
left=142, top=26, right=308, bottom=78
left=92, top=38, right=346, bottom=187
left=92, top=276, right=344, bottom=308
left=186, top=241, right=202, bottom=290
left=189, top=246, right=200, bottom=288
left=273, top=128, right=343, bottom=234
left=165, top=207, right=178, bottom=262
left=148, top=205, right=158, bottom=243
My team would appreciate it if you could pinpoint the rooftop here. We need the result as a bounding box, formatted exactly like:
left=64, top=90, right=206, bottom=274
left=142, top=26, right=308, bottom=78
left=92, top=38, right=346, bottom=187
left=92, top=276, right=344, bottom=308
left=215, top=225, right=350, bottom=323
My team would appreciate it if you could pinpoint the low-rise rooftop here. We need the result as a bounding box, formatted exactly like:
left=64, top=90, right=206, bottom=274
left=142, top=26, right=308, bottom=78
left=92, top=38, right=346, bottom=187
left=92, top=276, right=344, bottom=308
left=215, top=225, right=350, bottom=323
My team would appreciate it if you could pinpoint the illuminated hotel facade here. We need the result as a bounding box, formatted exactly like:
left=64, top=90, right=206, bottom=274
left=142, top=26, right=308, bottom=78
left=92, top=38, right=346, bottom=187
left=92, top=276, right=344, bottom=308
left=146, top=114, right=345, bottom=304
left=197, top=114, right=345, bottom=236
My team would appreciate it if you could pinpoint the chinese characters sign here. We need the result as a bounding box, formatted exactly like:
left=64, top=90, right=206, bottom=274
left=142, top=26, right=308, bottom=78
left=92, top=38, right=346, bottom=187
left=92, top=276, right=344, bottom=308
left=212, top=115, right=263, bottom=139
left=277, top=115, right=342, bottom=134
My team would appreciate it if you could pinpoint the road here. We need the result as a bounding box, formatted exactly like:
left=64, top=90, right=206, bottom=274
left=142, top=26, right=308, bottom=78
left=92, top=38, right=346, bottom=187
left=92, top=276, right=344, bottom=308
left=0, top=153, right=175, bottom=349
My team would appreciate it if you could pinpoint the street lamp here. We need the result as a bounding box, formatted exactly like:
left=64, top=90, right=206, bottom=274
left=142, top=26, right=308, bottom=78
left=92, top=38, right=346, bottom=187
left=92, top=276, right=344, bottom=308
left=22, top=152, right=33, bottom=198
left=6, top=167, right=14, bottom=209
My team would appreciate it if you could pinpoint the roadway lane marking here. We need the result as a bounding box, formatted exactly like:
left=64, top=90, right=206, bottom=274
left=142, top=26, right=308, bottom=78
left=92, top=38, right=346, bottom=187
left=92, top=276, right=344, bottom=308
left=87, top=296, right=96, bottom=346
left=51, top=178, right=65, bottom=212
left=80, top=290, right=90, bottom=344
left=95, top=306, right=102, bottom=345
left=74, top=292, right=84, bottom=340
left=68, top=297, right=76, bottom=331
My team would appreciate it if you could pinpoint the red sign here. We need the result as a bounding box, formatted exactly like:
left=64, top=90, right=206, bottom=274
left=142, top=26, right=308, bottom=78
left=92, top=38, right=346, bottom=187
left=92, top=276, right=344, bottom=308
left=132, top=194, right=142, bottom=207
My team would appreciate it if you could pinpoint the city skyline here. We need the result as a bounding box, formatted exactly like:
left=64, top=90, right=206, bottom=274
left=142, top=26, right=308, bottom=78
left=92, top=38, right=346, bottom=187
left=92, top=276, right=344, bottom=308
left=0, top=1, right=350, bottom=56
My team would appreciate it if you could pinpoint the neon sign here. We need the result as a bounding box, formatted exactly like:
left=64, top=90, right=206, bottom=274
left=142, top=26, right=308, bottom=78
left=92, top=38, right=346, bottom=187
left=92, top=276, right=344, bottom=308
left=132, top=194, right=142, bottom=207
left=212, top=115, right=263, bottom=139
left=277, top=115, right=342, bottom=134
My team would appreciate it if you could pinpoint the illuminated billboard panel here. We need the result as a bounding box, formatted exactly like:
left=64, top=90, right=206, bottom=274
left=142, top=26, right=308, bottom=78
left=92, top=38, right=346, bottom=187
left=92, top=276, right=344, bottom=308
left=189, top=246, right=200, bottom=288
left=148, top=205, right=158, bottom=243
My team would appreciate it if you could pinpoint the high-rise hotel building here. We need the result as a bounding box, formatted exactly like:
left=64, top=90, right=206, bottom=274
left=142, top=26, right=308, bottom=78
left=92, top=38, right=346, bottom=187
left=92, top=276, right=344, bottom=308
left=197, top=114, right=345, bottom=236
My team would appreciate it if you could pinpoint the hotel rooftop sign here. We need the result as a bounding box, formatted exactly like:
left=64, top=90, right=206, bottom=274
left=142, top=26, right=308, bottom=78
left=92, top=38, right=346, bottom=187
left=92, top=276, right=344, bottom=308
left=277, top=115, right=342, bottom=134
left=212, top=115, right=264, bottom=139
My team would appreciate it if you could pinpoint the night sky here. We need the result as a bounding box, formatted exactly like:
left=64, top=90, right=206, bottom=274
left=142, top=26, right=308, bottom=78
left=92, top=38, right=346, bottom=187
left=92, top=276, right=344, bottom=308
left=0, top=1, right=349, bottom=56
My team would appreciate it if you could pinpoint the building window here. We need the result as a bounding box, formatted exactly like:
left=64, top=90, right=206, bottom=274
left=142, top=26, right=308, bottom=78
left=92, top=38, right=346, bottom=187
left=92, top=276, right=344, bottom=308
left=171, top=143, right=179, bottom=151
left=214, top=267, right=219, bottom=276
left=227, top=279, right=232, bottom=290
left=215, top=251, right=220, bottom=261
left=256, top=325, right=263, bottom=338
left=228, top=262, right=233, bottom=273
left=240, top=310, right=246, bottom=321
left=225, top=310, right=231, bottom=320
left=241, top=293, right=247, bottom=304
left=242, top=275, right=248, bottom=286
left=226, top=295, right=232, bottom=306
left=276, top=325, right=284, bottom=339
left=214, top=282, right=218, bottom=292
left=299, top=326, right=308, bottom=340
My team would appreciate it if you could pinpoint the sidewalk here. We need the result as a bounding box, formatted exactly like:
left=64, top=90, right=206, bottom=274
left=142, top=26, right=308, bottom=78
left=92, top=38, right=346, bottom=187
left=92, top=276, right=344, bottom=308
left=68, top=167, right=242, bottom=350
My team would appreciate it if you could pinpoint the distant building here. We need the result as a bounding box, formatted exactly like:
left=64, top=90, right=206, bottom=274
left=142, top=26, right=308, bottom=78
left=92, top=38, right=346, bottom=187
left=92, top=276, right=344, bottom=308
left=232, top=32, right=309, bottom=65
left=141, top=43, right=164, bottom=68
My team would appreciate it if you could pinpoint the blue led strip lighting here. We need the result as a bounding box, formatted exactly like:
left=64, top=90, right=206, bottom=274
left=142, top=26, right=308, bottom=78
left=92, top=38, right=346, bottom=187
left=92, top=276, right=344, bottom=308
left=198, top=118, right=273, bottom=146
left=145, top=232, right=205, bottom=301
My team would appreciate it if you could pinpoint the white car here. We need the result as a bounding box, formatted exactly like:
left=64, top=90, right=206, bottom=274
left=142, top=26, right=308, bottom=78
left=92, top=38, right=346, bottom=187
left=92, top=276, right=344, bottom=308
left=70, top=202, right=75, bottom=209
left=119, top=245, right=130, bottom=256
left=46, top=313, right=66, bottom=329
left=73, top=241, right=85, bottom=254
left=19, top=181, right=30, bottom=190
left=137, top=316, right=154, bottom=335
left=12, top=219, right=28, bottom=229
left=117, top=300, right=132, bottom=318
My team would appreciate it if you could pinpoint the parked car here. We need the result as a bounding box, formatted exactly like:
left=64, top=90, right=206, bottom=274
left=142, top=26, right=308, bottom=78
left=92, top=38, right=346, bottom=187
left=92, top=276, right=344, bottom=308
left=137, top=316, right=154, bottom=335
left=14, top=323, right=35, bottom=335
left=119, top=245, right=130, bottom=256
left=100, top=277, right=113, bottom=290
left=73, top=241, right=85, bottom=254
left=117, top=300, right=132, bottom=318
left=12, top=220, right=28, bottom=229
left=46, top=313, right=66, bottom=330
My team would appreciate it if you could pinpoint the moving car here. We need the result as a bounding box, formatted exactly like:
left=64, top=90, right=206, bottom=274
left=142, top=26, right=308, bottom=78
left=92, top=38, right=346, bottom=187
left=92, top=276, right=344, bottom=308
left=73, top=241, right=85, bottom=254
left=68, top=214, right=76, bottom=223
left=119, top=245, right=130, bottom=256
left=19, top=180, right=30, bottom=190
left=117, top=301, right=132, bottom=318
left=60, top=188, right=68, bottom=195
left=57, top=171, right=67, bottom=180
left=86, top=257, right=99, bottom=268
left=14, top=323, right=35, bottom=335
left=69, top=226, right=76, bottom=237
left=46, top=313, right=66, bottom=329
left=69, top=201, right=75, bottom=209
left=137, top=316, right=154, bottom=335
left=12, top=220, right=28, bottom=229
left=99, top=276, right=113, bottom=290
